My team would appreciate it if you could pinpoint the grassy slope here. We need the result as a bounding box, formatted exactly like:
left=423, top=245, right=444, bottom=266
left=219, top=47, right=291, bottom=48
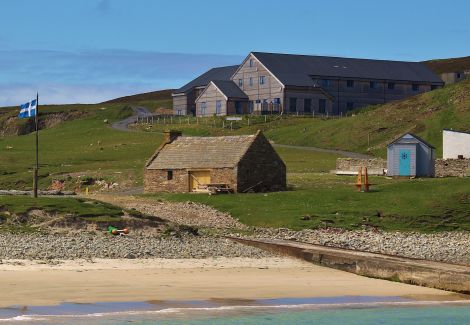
left=424, top=56, right=470, bottom=74
left=134, top=79, right=470, bottom=158
left=0, top=103, right=163, bottom=190
left=144, top=175, right=470, bottom=232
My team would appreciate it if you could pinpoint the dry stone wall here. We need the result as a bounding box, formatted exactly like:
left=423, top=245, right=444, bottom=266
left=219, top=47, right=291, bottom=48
left=435, top=159, right=470, bottom=177
left=336, top=158, right=387, bottom=173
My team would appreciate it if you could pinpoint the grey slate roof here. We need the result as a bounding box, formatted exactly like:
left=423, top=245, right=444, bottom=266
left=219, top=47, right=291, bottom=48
left=146, top=134, right=257, bottom=169
left=173, top=65, right=239, bottom=95
left=212, top=80, right=248, bottom=99
left=387, top=133, right=435, bottom=149
left=252, top=52, right=443, bottom=86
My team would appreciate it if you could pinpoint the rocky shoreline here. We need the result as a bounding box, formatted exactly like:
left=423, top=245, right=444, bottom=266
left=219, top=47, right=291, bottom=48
left=0, top=233, right=271, bottom=260
left=239, top=228, right=470, bottom=266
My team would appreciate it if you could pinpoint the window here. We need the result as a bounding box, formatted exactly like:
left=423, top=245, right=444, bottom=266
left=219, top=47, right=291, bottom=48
left=273, top=98, right=281, bottom=104
left=167, top=170, right=173, bottom=180
left=248, top=101, right=254, bottom=113
left=457, top=73, right=462, bottom=78
left=304, top=98, right=312, bottom=113
left=249, top=77, right=253, bottom=86
left=238, top=79, right=243, bottom=87
left=319, top=99, right=326, bottom=114
left=370, top=81, right=378, bottom=89
left=431, top=85, right=438, bottom=90
left=216, top=100, right=222, bottom=115
left=387, top=82, right=395, bottom=90
left=177, top=109, right=182, bottom=115
left=289, top=98, right=297, bottom=113
left=200, top=102, right=206, bottom=116
left=235, top=101, right=242, bottom=114
left=322, top=79, right=331, bottom=87
left=346, top=80, right=354, bottom=88
left=261, top=99, right=268, bottom=112
left=412, top=84, right=419, bottom=91
left=249, top=59, right=254, bottom=67
left=259, top=76, right=265, bottom=85
left=347, top=102, right=354, bottom=110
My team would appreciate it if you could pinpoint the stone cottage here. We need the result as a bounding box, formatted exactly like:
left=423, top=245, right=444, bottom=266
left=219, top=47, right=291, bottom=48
left=144, top=130, right=286, bottom=193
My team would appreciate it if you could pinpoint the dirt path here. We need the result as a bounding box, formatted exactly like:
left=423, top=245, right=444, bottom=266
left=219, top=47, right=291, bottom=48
left=111, top=106, right=153, bottom=132
left=92, top=194, right=247, bottom=230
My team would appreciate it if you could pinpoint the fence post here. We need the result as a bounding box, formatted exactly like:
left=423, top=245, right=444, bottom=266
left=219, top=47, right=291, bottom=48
left=248, top=118, right=250, bottom=126
left=264, top=115, right=267, bottom=123
left=222, top=121, right=225, bottom=128
left=170, top=116, right=173, bottom=124
left=230, top=121, right=233, bottom=131
left=187, top=117, right=190, bottom=125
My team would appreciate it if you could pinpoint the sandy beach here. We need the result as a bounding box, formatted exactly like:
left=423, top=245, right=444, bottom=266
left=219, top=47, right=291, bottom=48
left=0, top=257, right=463, bottom=308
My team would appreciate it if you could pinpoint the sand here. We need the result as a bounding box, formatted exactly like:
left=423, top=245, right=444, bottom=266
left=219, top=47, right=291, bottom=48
left=0, top=257, right=463, bottom=307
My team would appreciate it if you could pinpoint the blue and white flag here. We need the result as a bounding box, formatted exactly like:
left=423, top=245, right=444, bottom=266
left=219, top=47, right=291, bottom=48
left=19, top=99, right=37, bottom=118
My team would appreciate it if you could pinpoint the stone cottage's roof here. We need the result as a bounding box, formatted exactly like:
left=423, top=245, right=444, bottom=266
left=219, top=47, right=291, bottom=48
left=146, top=133, right=259, bottom=170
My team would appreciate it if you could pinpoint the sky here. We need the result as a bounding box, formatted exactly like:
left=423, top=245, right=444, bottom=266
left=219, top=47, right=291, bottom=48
left=1, top=0, right=469, bottom=106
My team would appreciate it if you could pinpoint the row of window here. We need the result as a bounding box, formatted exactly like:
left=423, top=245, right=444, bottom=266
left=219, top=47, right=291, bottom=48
left=289, top=98, right=327, bottom=114
left=321, top=79, right=427, bottom=91
left=238, top=75, right=266, bottom=88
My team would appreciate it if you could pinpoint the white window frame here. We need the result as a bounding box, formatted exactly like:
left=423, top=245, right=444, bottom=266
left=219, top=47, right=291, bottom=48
left=216, top=100, right=222, bottom=115
left=259, top=76, right=265, bottom=85
left=200, top=102, right=207, bottom=116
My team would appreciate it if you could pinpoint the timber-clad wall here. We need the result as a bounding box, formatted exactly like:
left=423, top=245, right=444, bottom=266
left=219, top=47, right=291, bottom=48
left=232, top=53, right=284, bottom=113
left=195, top=83, right=227, bottom=116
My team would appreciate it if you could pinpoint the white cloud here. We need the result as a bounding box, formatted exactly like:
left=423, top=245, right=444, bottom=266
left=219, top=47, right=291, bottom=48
left=0, top=49, right=242, bottom=106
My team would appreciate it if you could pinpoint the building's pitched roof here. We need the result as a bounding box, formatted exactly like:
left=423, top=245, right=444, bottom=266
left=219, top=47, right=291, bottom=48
left=146, top=133, right=259, bottom=169
left=252, top=52, right=443, bottom=86
left=211, top=80, right=248, bottom=99
left=173, top=65, right=239, bottom=95
left=387, top=133, right=435, bottom=149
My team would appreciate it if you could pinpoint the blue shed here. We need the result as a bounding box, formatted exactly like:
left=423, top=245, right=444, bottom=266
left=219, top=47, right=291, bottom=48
left=387, top=133, right=435, bottom=177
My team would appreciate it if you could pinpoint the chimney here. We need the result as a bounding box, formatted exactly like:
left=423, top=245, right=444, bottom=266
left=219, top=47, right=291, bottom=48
left=163, top=130, right=182, bottom=143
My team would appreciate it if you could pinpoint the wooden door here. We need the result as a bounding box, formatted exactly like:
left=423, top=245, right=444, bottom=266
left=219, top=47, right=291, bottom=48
left=189, top=170, right=211, bottom=191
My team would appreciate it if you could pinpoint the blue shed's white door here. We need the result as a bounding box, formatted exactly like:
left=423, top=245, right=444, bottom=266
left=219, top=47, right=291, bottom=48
left=399, top=149, right=411, bottom=176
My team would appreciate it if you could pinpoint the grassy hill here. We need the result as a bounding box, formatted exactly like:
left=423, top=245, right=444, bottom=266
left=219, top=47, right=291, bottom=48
left=134, top=78, right=470, bottom=158
left=424, top=56, right=470, bottom=74
left=1, top=78, right=469, bottom=232
left=101, top=89, right=174, bottom=113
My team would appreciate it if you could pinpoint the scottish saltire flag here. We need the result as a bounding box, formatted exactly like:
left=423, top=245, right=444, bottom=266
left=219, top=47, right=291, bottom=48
left=19, top=99, right=37, bottom=118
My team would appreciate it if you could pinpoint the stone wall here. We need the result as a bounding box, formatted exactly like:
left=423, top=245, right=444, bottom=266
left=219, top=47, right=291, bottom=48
left=144, top=168, right=238, bottom=193
left=336, top=158, right=387, bottom=174
left=435, top=158, right=470, bottom=177
left=237, top=133, right=286, bottom=192
left=144, top=169, right=189, bottom=192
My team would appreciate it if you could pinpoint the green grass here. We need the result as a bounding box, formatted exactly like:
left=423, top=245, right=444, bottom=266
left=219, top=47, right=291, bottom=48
left=135, top=79, right=470, bottom=158
left=0, top=103, right=164, bottom=190
left=142, top=175, right=470, bottom=232
left=0, top=196, right=123, bottom=217
left=0, top=196, right=125, bottom=232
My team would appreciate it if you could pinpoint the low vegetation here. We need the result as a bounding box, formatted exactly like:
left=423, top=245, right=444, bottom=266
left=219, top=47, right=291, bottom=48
left=143, top=175, right=470, bottom=233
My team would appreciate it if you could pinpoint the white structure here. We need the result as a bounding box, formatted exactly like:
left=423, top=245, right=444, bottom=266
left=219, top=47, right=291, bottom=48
left=443, top=129, right=470, bottom=159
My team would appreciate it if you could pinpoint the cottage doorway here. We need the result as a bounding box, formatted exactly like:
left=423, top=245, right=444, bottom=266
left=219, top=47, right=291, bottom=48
left=189, top=170, right=211, bottom=191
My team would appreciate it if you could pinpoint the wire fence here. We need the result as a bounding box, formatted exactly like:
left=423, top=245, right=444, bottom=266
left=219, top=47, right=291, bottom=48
left=136, top=112, right=347, bottom=130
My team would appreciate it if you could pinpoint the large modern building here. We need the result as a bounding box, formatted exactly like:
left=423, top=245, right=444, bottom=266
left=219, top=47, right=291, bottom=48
left=172, top=52, right=444, bottom=116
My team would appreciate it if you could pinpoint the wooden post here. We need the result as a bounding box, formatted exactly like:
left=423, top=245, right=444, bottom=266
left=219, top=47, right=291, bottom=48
left=187, top=117, right=190, bottom=125
left=33, top=93, right=39, bottom=198
left=264, top=115, right=267, bottom=123
left=230, top=121, right=233, bottom=131
left=170, top=116, right=173, bottom=124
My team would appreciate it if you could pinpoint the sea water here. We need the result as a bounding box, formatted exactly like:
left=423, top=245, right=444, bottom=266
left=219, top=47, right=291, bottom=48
left=1, top=297, right=470, bottom=324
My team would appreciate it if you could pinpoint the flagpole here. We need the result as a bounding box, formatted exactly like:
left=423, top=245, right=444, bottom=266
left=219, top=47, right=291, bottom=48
left=33, top=92, right=39, bottom=198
